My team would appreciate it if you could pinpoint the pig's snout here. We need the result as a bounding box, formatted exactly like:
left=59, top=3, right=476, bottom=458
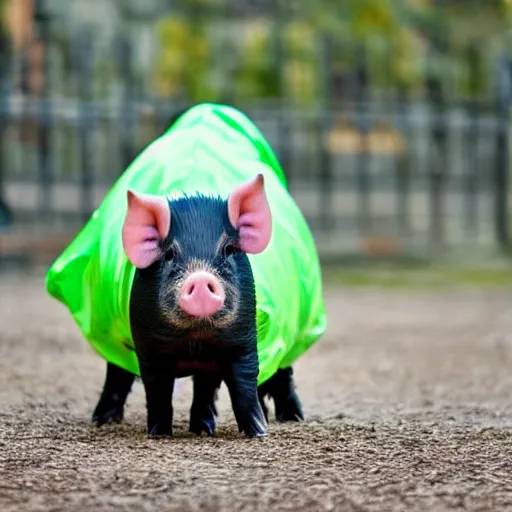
left=178, top=271, right=225, bottom=318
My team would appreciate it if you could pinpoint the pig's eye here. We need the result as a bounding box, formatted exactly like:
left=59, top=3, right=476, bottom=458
left=164, top=247, right=175, bottom=261
left=224, top=244, right=236, bottom=258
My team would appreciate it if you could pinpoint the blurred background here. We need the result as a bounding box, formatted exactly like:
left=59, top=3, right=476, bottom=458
left=1, top=0, right=512, bottom=268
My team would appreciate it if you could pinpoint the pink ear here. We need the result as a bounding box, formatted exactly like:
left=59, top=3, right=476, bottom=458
left=227, top=174, right=272, bottom=254
left=122, top=190, right=171, bottom=268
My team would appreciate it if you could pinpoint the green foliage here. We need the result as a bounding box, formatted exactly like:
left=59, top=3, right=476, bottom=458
left=149, top=0, right=509, bottom=103
left=153, top=16, right=216, bottom=101
left=1, top=0, right=505, bottom=103
left=234, top=20, right=278, bottom=100
left=282, top=20, right=321, bottom=107
left=0, top=0, right=10, bottom=78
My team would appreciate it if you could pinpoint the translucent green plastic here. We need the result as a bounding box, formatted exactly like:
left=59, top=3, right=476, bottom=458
left=46, top=103, right=327, bottom=385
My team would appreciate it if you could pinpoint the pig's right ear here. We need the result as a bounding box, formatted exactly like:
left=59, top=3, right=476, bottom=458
left=122, top=190, right=171, bottom=269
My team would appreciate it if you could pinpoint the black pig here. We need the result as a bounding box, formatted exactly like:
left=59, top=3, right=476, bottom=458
left=92, top=175, right=304, bottom=437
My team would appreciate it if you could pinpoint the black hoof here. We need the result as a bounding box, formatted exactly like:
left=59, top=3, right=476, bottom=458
left=189, top=403, right=217, bottom=437
left=244, top=427, right=269, bottom=438
left=275, top=392, right=304, bottom=423
left=258, top=394, right=269, bottom=423
left=239, top=413, right=269, bottom=438
left=148, top=422, right=173, bottom=438
left=92, top=404, right=124, bottom=426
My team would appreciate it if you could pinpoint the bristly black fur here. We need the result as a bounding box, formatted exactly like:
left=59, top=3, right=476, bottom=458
left=123, top=193, right=267, bottom=437
left=129, top=194, right=255, bottom=362
left=164, top=194, right=238, bottom=261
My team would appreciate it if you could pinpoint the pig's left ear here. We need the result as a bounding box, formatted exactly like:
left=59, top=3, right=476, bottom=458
left=227, top=174, right=272, bottom=254
left=122, top=190, right=171, bottom=268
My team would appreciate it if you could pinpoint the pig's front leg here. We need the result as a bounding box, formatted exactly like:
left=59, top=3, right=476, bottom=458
left=92, top=361, right=136, bottom=426
left=189, top=371, right=222, bottom=437
left=221, top=351, right=268, bottom=437
left=138, top=355, right=176, bottom=438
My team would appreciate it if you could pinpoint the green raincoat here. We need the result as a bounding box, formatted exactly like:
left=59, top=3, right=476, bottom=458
left=46, top=103, right=327, bottom=385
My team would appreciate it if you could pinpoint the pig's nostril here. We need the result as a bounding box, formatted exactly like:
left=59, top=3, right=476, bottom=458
left=185, top=281, right=218, bottom=296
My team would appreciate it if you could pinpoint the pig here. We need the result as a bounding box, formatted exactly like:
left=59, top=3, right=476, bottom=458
left=91, top=174, right=303, bottom=437
left=46, top=103, right=327, bottom=439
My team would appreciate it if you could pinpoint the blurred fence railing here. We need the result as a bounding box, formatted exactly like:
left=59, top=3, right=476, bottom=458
left=2, top=1, right=511, bottom=262
left=0, top=93, right=510, bottom=261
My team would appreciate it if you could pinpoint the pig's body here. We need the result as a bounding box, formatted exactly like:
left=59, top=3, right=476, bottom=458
left=46, top=103, right=326, bottom=436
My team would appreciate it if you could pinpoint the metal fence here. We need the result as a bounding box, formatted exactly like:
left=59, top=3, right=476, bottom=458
left=0, top=2, right=511, bottom=261
left=1, top=94, right=509, bottom=260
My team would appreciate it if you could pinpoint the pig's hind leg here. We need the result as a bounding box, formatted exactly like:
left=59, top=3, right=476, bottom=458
left=189, top=371, right=223, bottom=437
left=257, top=379, right=272, bottom=423
left=92, top=362, right=136, bottom=426
left=264, top=367, right=304, bottom=423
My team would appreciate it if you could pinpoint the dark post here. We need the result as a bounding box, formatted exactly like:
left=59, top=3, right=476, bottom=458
left=273, top=0, right=290, bottom=186
left=273, top=0, right=284, bottom=100
left=495, top=116, right=509, bottom=250
left=33, top=0, right=52, bottom=221
left=0, top=0, right=13, bottom=228
left=395, top=85, right=411, bottom=238
left=77, top=29, right=94, bottom=223
left=355, top=44, right=371, bottom=234
left=465, top=41, right=480, bottom=238
left=117, top=33, right=136, bottom=176
left=317, top=33, right=334, bottom=231
left=495, top=55, right=511, bottom=250
left=426, top=73, right=448, bottom=252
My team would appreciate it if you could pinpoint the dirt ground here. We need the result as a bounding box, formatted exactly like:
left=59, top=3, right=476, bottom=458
left=1, top=268, right=512, bottom=511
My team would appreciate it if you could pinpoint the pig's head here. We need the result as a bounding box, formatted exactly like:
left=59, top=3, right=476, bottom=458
left=122, top=174, right=272, bottom=333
